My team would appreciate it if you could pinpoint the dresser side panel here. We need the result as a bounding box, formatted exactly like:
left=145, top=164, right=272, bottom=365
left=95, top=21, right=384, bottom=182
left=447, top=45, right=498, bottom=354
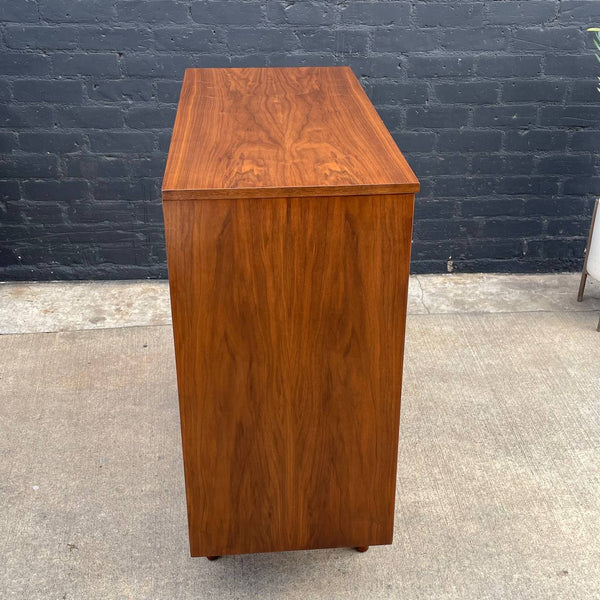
left=163, top=194, right=414, bottom=556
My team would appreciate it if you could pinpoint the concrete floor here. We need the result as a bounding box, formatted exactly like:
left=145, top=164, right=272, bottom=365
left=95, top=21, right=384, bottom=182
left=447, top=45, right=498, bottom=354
left=1, top=274, right=599, bottom=599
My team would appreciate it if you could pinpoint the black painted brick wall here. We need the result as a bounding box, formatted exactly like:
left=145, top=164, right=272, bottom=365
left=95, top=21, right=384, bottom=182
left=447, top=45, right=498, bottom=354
left=1, top=0, right=599, bottom=279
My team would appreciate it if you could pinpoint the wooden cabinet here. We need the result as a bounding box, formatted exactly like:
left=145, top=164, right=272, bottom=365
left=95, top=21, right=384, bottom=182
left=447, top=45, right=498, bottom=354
left=162, top=67, right=419, bottom=558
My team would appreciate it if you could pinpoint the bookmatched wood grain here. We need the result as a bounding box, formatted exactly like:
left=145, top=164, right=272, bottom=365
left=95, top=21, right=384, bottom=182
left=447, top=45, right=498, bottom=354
left=162, top=67, right=419, bottom=201
left=164, top=194, right=414, bottom=556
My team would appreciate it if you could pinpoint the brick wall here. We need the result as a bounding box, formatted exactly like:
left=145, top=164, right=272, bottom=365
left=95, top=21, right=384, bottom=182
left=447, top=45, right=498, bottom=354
left=1, top=0, right=599, bottom=279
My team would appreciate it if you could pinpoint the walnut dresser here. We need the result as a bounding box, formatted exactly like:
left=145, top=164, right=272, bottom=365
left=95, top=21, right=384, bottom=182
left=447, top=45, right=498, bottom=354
left=162, top=66, right=419, bottom=559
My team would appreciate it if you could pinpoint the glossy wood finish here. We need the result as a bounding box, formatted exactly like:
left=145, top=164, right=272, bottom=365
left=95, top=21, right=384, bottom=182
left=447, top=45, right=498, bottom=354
left=163, top=194, right=414, bottom=557
left=162, top=66, right=418, bottom=557
left=162, top=67, right=419, bottom=200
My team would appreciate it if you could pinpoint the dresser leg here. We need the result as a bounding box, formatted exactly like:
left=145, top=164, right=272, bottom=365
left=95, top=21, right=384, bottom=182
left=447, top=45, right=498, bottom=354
left=355, top=546, right=369, bottom=553
left=206, top=555, right=221, bottom=561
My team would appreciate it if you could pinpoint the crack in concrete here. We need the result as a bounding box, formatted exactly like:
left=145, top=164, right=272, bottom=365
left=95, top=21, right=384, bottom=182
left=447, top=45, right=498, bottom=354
left=414, top=275, right=430, bottom=314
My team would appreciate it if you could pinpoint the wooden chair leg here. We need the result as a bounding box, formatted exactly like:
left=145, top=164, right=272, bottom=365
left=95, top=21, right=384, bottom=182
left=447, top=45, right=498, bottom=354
left=577, top=270, right=587, bottom=302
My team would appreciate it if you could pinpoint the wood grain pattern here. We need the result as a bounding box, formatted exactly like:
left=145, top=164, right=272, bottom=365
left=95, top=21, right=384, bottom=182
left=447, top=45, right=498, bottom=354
left=162, top=67, right=419, bottom=201
left=163, top=194, right=414, bottom=557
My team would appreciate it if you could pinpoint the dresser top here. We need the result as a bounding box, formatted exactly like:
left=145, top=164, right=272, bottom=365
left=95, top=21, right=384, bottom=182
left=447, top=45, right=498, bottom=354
left=162, top=66, right=419, bottom=200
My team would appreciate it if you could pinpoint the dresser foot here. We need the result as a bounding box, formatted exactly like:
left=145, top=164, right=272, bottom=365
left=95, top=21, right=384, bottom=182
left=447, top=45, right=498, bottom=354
left=206, top=555, right=221, bottom=561
left=355, top=546, right=369, bottom=553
